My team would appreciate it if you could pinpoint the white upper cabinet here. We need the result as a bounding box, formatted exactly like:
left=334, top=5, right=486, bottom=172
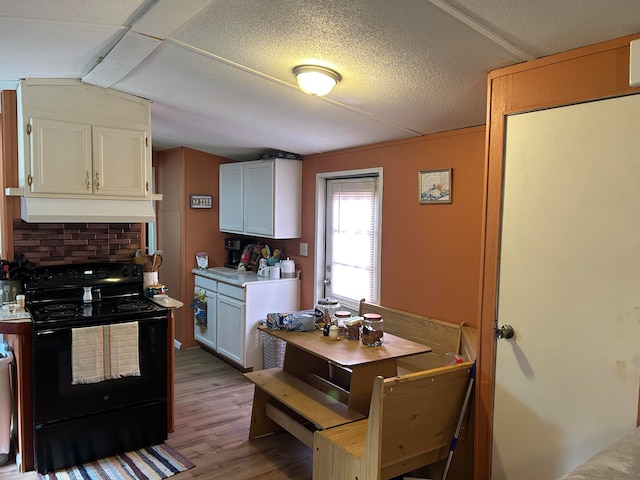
left=244, top=160, right=274, bottom=237
left=219, top=158, right=301, bottom=239
left=219, top=162, right=244, bottom=232
left=17, top=79, right=151, bottom=199
left=92, top=126, right=147, bottom=197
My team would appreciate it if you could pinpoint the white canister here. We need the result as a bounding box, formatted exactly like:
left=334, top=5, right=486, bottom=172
left=144, top=271, right=159, bottom=289
left=280, top=258, right=296, bottom=278
left=270, top=265, right=280, bottom=278
left=195, top=252, right=209, bottom=269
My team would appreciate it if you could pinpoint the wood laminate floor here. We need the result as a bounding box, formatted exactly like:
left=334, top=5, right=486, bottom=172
left=0, top=347, right=313, bottom=479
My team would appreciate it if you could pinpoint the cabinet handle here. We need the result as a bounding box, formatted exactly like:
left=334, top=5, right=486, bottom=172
left=95, top=172, right=100, bottom=191
left=26, top=123, right=31, bottom=135
left=86, top=171, right=91, bottom=190
left=146, top=181, right=149, bottom=192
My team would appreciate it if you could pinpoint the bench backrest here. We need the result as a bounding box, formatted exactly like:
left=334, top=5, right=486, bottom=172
left=362, top=362, right=473, bottom=479
left=359, top=300, right=467, bottom=369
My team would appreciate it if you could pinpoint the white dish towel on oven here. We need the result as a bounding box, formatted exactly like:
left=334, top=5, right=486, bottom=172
left=71, top=321, right=141, bottom=384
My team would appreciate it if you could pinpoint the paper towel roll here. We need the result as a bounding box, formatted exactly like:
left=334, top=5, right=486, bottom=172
left=280, top=258, right=296, bottom=278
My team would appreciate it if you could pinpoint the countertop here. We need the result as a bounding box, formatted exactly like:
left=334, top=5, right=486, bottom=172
left=0, top=307, right=31, bottom=323
left=150, top=296, right=183, bottom=309
left=193, top=267, right=299, bottom=287
left=0, top=308, right=31, bottom=335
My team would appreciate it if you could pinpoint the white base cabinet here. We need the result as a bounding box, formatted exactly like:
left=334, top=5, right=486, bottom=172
left=193, top=269, right=300, bottom=370
left=193, top=276, right=217, bottom=351
left=216, top=293, right=244, bottom=365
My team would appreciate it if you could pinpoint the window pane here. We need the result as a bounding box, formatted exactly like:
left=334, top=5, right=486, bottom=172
left=327, top=177, right=378, bottom=307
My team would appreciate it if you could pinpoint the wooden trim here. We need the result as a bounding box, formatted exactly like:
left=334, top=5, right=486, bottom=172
left=6, top=331, right=34, bottom=472
left=1, top=90, right=19, bottom=259
left=475, top=32, right=640, bottom=480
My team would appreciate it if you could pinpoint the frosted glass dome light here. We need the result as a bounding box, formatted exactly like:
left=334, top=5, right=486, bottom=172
left=293, top=65, right=341, bottom=96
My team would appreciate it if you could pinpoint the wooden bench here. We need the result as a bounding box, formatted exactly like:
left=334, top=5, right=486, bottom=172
left=359, top=300, right=477, bottom=372
left=313, top=362, right=474, bottom=480
left=244, top=368, right=365, bottom=448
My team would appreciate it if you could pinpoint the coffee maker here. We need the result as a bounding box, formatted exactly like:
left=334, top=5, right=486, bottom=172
left=224, top=238, right=243, bottom=268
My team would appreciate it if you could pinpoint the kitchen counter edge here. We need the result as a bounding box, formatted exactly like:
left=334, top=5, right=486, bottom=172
left=192, top=267, right=300, bottom=287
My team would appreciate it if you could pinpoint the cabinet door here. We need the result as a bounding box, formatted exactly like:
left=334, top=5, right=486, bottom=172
left=30, top=118, right=92, bottom=195
left=92, top=126, right=147, bottom=197
left=219, top=163, right=244, bottom=233
left=216, top=295, right=244, bottom=366
left=244, top=160, right=274, bottom=236
left=194, top=289, right=217, bottom=351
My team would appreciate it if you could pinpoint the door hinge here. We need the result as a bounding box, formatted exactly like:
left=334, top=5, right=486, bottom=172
left=27, top=175, right=33, bottom=186
left=26, top=123, right=31, bottom=135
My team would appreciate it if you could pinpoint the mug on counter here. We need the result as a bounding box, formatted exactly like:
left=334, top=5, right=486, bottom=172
left=270, top=265, right=280, bottom=278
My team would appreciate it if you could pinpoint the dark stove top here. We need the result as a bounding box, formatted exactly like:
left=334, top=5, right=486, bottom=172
left=29, top=296, right=167, bottom=329
left=25, top=262, right=168, bottom=329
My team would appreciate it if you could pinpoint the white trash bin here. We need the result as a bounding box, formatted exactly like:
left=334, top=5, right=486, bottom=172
left=0, top=350, right=13, bottom=466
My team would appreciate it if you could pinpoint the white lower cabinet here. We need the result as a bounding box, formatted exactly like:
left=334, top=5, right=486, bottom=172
left=216, top=294, right=244, bottom=365
left=193, top=270, right=300, bottom=370
left=193, top=277, right=217, bottom=351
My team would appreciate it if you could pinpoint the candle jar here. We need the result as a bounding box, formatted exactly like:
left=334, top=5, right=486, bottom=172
left=361, top=313, right=384, bottom=346
left=328, top=325, right=339, bottom=340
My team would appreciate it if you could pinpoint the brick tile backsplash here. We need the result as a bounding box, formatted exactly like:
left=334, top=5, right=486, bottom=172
left=13, top=220, right=142, bottom=266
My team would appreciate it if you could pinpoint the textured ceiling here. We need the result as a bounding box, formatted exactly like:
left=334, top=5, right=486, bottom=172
left=1, top=0, right=639, bottom=160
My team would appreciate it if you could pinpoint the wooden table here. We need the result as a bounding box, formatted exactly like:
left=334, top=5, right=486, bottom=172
left=257, top=325, right=431, bottom=415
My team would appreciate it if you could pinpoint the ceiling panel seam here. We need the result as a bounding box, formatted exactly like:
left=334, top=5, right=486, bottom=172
left=425, top=0, right=536, bottom=61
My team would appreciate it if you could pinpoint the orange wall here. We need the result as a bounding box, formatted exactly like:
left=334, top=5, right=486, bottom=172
left=279, top=126, right=486, bottom=328
left=155, top=147, right=229, bottom=348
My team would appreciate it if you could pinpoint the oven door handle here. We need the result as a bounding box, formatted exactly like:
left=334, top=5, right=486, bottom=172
left=35, top=330, right=58, bottom=336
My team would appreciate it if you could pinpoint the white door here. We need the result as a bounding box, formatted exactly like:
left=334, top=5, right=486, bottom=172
left=492, top=95, right=640, bottom=479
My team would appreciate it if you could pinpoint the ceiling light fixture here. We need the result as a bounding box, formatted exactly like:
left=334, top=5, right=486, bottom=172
left=293, top=65, right=341, bottom=96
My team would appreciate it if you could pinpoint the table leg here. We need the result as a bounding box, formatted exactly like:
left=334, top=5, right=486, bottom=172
left=349, top=359, right=398, bottom=415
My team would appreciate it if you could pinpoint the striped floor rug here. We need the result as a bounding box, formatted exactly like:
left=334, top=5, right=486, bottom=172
left=37, top=444, right=195, bottom=480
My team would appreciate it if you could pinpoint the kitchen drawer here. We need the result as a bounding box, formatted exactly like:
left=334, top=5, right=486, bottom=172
left=218, top=282, right=244, bottom=301
left=195, top=275, right=217, bottom=292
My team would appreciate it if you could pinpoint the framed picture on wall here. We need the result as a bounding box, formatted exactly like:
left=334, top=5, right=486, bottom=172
left=418, top=168, right=452, bottom=204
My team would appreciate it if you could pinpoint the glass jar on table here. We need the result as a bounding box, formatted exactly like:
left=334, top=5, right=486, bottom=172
left=361, top=313, right=384, bottom=346
left=315, top=298, right=341, bottom=326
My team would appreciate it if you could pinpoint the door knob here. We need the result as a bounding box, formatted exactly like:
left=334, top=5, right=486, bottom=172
left=496, top=324, right=514, bottom=339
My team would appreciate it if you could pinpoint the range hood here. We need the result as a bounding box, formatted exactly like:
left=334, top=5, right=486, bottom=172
left=19, top=196, right=157, bottom=223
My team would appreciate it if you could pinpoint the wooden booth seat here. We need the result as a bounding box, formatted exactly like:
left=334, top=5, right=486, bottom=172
left=359, top=300, right=477, bottom=373
left=246, top=300, right=478, bottom=479
left=313, top=362, right=474, bottom=480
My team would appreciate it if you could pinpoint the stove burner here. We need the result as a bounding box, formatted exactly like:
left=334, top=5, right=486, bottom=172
left=116, top=301, right=151, bottom=312
left=43, top=304, right=79, bottom=312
